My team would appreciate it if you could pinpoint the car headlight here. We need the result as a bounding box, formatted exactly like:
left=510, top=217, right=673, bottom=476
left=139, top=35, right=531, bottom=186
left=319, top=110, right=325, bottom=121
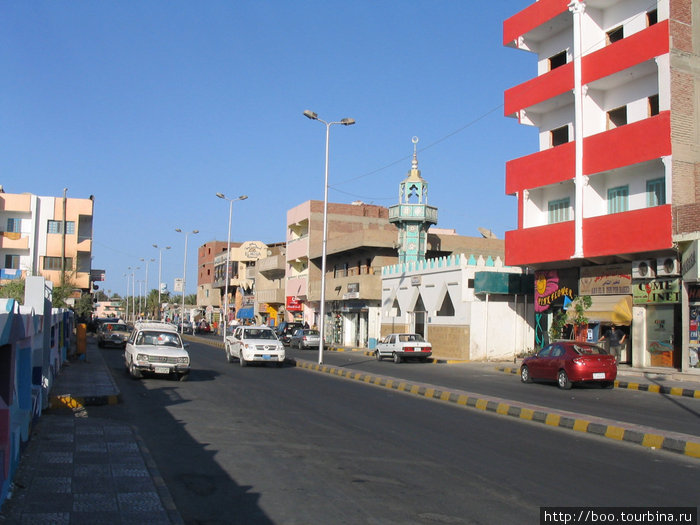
left=137, top=354, right=149, bottom=361
left=177, top=356, right=189, bottom=364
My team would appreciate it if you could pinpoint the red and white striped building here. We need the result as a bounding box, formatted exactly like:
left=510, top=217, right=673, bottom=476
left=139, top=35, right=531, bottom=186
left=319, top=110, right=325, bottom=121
left=503, top=0, right=699, bottom=371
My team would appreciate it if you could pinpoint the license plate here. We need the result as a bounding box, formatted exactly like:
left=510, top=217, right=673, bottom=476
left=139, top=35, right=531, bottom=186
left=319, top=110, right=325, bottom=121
left=593, top=372, right=605, bottom=379
left=262, top=355, right=271, bottom=360
left=154, top=366, right=170, bottom=374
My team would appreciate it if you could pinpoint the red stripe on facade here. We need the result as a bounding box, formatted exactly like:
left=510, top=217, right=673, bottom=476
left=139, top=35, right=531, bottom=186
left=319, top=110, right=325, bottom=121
left=503, top=0, right=571, bottom=46
left=506, top=141, right=575, bottom=195
left=504, top=62, right=572, bottom=117
left=584, top=112, right=671, bottom=176
left=583, top=20, right=670, bottom=85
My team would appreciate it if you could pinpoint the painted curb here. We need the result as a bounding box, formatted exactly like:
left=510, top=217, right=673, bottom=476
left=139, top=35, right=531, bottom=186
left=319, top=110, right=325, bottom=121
left=49, top=393, right=122, bottom=410
left=294, top=359, right=700, bottom=460
left=497, top=365, right=700, bottom=398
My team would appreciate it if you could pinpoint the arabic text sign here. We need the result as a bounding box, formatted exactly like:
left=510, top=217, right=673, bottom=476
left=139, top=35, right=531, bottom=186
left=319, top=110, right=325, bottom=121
left=579, top=264, right=632, bottom=295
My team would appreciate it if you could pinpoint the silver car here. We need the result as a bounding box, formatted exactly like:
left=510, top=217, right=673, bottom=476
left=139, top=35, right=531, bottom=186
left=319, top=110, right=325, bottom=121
left=225, top=325, right=285, bottom=367
left=289, top=329, right=320, bottom=349
left=96, top=321, right=131, bottom=349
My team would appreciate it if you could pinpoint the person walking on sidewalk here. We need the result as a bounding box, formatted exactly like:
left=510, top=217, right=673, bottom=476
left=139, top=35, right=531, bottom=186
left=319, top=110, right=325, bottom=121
left=598, top=324, right=626, bottom=363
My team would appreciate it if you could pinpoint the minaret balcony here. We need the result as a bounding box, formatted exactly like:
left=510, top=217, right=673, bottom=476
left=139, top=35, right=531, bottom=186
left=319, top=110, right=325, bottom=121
left=388, top=204, right=438, bottom=224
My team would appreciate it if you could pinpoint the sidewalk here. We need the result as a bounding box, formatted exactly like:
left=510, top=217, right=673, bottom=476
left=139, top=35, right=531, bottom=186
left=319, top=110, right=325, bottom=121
left=0, top=344, right=183, bottom=525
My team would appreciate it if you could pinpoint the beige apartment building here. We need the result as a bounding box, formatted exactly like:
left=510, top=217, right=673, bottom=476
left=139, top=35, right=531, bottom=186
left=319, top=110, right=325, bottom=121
left=0, top=189, right=94, bottom=300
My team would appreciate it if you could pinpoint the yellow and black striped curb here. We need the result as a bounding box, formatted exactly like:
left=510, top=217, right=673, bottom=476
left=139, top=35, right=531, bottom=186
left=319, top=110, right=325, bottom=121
left=498, top=365, right=700, bottom=398
left=49, top=393, right=122, bottom=410
left=293, top=358, right=700, bottom=459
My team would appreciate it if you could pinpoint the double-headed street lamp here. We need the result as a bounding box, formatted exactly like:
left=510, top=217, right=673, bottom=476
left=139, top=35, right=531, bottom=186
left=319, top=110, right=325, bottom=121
left=303, top=109, right=356, bottom=364
left=175, top=229, right=199, bottom=333
left=153, top=244, right=171, bottom=320
left=216, top=193, right=248, bottom=344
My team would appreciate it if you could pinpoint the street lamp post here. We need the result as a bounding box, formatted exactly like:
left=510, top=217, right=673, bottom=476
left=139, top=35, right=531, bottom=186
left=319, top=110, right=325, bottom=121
left=153, top=245, right=171, bottom=320
left=303, top=110, right=356, bottom=364
left=131, top=266, right=140, bottom=323
left=216, top=193, right=248, bottom=345
left=175, top=229, right=199, bottom=333
left=124, top=272, right=130, bottom=322
left=140, top=257, right=155, bottom=319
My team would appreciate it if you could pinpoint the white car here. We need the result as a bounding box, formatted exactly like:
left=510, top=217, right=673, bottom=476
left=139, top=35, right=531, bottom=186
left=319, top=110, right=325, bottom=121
left=124, top=322, right=190, bottom=380
left=375, top=333, right=432, bottom=363
left=225, top=325, right=285, bottom=367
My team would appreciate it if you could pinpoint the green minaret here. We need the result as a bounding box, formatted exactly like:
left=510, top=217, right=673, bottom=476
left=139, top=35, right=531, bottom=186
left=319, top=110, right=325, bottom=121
left=388, top=137, right=438, bottom=263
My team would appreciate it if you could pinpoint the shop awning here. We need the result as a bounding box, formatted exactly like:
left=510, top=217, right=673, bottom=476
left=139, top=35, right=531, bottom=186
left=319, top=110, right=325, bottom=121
left=236, top=307, right=254, bottom=319
left=568, top=295, right=633, bottom=326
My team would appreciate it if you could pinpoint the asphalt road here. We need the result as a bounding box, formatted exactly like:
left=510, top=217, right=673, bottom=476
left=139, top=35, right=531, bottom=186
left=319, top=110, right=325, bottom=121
left=285, top=346, right=700, bottom=438
left=93, top=340, right=700, bottom=525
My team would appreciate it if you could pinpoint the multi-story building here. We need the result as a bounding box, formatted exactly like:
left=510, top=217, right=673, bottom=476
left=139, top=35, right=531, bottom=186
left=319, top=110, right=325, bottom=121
left=503, top=0, right=699, bottom=370
left=0, top=189, right=94, bottom=300
left=196, top=240, right=229, bottom=324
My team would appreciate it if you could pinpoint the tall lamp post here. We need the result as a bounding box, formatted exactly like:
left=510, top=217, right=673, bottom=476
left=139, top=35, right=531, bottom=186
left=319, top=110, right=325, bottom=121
left=175, top=229, right=199, bottom=333
left=303, top=109, right=356, bottom=364
left=216, top=193, right=248, bottom=344
left=131, top=266, right=140, bottom=323
left=153, top=245, right=171, bottom=320
left=124, top=272, right=130, bottom=322
left=140, top=257, right=155, bottom=318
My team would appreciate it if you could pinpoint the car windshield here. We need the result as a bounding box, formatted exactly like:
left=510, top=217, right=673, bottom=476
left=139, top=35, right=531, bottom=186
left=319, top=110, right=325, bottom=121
left=398, top=334, right=425, bottom=342
left=244, top=329, right=276, bottom=340
left=136, top=331, right=182, bottom=347
left=304, top=330, right=319, bottom=336
left=572, top=344, right=607, bottom=355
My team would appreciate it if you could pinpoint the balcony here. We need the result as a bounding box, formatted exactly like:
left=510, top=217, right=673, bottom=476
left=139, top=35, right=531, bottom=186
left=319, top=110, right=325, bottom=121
left=506, top=112, right=671, bottom=194
left=505, top=21, right=669, bottom=118
left=257, top=254, right=285, bottom=277
left=307, top=273, right=382, bottom=303
left=76, top=236, right=92, bottom=253
left=505, top=205, right=672, bottom=266
left=286, top=236, right=309, bottom=262
left=503, top=0, right=570, bottom=49
left=0, top=233, right=29, bottom=250
left=256, top=288, right=285, bottom=305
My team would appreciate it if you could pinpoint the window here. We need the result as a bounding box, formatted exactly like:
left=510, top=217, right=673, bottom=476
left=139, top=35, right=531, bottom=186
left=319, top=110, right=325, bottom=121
left=548, top=198, right=570, bottom=224
left=607, top=186, right=629, bottom=214
left=43, top=256, right=73, bottom=271
left=550, top=125, right=569, bottom=147
left=47, top=220, right=75, bottom=234
left=606, top=25, right=623, bottom=45
left=6, top=218, right=21, bottom=233
left=548, top=50, right=567, bottom=70
left=647, top=178, right=666, bottom=207
left=648, top=94, right=659, bottom=117
left=607, top=106, right=627, bottom=129
left=647, top=9, right=657, bottom=26
left=4, top=254, right=19, bottom=269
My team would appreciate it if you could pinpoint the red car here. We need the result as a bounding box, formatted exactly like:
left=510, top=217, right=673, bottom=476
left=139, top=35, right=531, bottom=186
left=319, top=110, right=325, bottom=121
left=520, top=341, right=617, bottom=390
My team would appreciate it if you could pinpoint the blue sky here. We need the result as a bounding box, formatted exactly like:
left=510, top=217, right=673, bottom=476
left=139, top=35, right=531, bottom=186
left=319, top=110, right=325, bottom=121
left=1, top=1, right=536, bottom=298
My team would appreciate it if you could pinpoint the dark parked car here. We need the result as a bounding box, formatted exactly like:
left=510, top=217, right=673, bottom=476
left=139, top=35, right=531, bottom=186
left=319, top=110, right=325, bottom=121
left=275, top=322, right=304, bottom=346
left=520, top=341, right=617, bottom=390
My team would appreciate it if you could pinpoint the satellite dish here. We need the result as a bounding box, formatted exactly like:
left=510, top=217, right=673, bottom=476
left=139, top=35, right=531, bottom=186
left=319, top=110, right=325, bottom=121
left=478, top=227, right=497, bottom=239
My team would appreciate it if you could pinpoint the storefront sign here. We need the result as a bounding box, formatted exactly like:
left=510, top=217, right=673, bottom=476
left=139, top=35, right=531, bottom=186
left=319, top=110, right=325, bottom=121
left=579, top=264, right=632, bottom=295
left=241, top=294, right=255, bottom=307
left=241, top=241, right=266, bottom=261
left=534, top=269, right=578, bottom=313
left=411, top=275, right=421, bottom=286
left=633, top=278, right=680, bottom=304
left=347, top=283, right=359, bottom=293
left=286, top=295, right=303, bottom=312
left=682, top=240, right=699, bottom=281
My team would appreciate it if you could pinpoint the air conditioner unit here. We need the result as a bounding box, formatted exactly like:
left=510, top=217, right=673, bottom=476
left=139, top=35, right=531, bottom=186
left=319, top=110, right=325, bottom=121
left=657, top=257, right=680, bottom=277
left=632, top=259, right=656, bottom=279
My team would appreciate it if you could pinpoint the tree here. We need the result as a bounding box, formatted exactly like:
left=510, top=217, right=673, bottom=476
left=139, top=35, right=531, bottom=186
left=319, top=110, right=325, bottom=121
left=0, top=279, right=25, bottom=303
left=75, top=293, right=95, bottom=320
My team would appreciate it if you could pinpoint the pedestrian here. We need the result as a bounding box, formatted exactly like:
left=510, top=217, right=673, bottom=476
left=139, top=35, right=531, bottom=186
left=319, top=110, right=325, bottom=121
left=598, top=324, right=626, bottom=362
left=304, top=321, right=309, bottom=329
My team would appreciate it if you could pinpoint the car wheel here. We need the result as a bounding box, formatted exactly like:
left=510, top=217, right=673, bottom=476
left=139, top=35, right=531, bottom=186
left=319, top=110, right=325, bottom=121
left=239, top=354, right=247, bottom=367
left=520, top=365, right=532, bottom=383
left=129, top=360, right=142, bottom=379
left=375, top=350, right=382, bottom=361
left=557, top=369, right=572, bottom=390
left=226, top=346, right=233, bottom=363
left=601, top=381, right=614, bottom=389
left=178, top=372, right=189, bottom=382
left=97, top=340, right=103, bottom=348
left=393, top=352, right=402, bottom=364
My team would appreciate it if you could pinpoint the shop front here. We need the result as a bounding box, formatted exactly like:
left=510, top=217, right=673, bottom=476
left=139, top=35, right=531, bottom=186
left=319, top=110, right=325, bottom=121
left=534, top=268, right=578, bottom=347
left=633, top=278, right=681, bottom=368
left=328, top=301, right=370, bottom=348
